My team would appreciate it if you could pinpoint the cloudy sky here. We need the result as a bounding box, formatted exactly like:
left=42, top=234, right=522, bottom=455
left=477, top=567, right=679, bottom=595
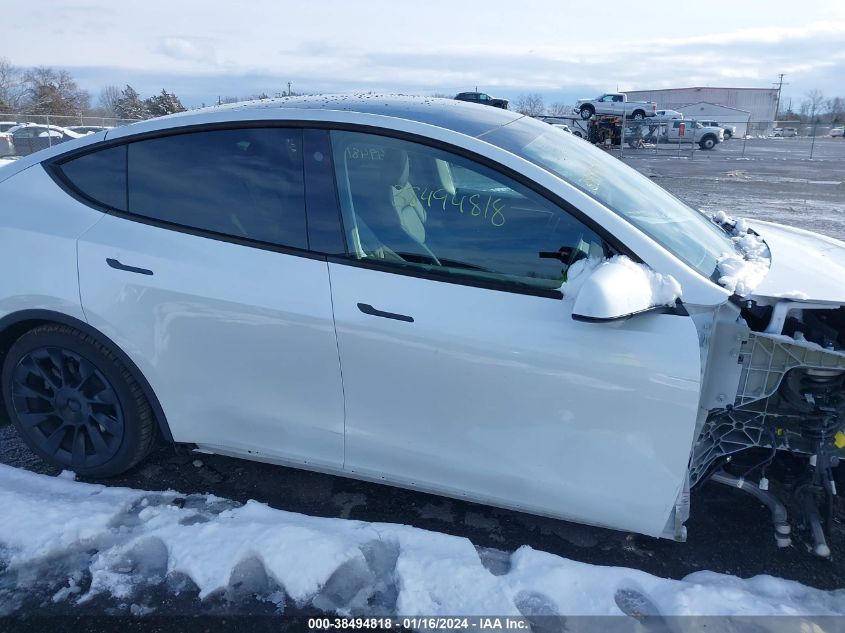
left=7, top=0, right=845, bottom=109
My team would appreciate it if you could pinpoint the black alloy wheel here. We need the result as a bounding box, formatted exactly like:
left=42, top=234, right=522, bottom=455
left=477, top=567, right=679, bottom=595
left=10, top=346, right=125, bottom=470
left=2, top=324, right=156, bottom=476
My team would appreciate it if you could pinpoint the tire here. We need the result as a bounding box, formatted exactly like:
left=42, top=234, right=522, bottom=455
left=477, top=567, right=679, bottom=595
left=573, top=131, right=584, bottom=138
left=579, top=106, right=594, bottom=120
left=699, top=136, right=717, bottom=150
left=1, top=324, right=156, bottom=477
left=632, top=110, right=645, bottom=120
left=723, top=131, right=733, bottom=140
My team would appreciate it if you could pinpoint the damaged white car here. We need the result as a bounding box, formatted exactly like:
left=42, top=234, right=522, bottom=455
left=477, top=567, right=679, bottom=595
left=0, top=96, right=842, bottom=555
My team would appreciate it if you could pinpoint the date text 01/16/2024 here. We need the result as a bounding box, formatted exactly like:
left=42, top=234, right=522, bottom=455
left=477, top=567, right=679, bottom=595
left=307, top=617, right=531, bottom=630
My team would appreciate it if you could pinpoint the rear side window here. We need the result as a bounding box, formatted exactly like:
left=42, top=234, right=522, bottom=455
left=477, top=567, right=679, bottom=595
left=57, top=145, right=127, bottom=211
left=127, top=128, right=307, bottom=249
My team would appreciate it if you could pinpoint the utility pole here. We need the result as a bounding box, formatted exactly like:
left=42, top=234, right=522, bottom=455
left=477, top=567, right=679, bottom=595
left=772, top=73, right=789, bottom=120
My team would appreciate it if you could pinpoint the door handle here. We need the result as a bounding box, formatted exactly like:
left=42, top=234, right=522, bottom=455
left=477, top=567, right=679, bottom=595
left=106, top=258, right=154, bottom=276
left=357, top=303, right=414, bottom=323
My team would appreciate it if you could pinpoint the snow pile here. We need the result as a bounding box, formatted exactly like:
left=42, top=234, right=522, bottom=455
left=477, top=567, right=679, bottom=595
left=712, top=211, right=771, bottom=297
left=564, top=255, right=681, bottom=306
left=2, top=465, right=844, bottom=617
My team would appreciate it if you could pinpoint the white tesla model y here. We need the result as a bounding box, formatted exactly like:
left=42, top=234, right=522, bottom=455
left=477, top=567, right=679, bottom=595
left=1, top=96, right=843, bottom=549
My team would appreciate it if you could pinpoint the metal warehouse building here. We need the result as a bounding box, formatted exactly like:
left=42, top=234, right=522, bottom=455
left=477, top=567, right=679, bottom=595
left=624, top=87, right=778, bottom=134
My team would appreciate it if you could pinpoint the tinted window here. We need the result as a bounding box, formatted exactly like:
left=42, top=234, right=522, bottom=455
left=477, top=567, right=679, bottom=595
left=58, top=145, right=127, bottom=211
left=128, top=128, right=307, bottom=249
left=330, top=130, right=607, bottom=291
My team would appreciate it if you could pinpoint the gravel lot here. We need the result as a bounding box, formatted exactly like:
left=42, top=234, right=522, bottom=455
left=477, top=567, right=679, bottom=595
left=1, top=136, right=844, bottom=617
left=622, top=136, right=845, bottom=242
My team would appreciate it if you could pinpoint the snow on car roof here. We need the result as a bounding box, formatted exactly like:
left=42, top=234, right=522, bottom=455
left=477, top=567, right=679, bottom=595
left=107, top=94, right=524, bottom=141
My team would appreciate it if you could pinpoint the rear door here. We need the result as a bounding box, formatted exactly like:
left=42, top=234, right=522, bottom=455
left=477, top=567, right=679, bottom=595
left=325, top=129, right=702, bottom=537
left=70, top=127, right=345, bottom=468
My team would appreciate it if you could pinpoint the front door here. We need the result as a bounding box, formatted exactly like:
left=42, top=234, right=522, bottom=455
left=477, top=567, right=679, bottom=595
left=326, top=130, right=702, bottom=537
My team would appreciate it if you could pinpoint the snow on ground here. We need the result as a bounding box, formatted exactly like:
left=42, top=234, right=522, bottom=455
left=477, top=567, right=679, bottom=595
left=2, top=464, right=844, bottom=618
left=712, top=211, right=772, bottom=296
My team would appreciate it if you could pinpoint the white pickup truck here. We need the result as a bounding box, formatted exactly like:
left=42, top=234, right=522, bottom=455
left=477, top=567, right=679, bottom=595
left=575, top=93, right=657, bottom=120
left=662, top=119, right=724, bottom=149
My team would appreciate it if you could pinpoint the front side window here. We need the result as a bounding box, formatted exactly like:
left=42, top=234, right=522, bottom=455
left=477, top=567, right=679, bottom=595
left=330, top=130, right=607, bottom=291
left=127, top=128, right=307, bottom=249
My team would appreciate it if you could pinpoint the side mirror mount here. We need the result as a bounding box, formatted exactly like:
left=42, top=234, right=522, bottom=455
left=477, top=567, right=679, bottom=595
left=571, top=259, right=681, bottom=322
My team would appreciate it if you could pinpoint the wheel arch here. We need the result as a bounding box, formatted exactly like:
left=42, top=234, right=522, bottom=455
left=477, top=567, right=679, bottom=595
left=0, top=309, right=174, bottom=442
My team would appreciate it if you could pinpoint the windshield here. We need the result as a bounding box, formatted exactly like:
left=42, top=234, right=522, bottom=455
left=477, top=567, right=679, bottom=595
left=482, top=116, right=739, bottom=280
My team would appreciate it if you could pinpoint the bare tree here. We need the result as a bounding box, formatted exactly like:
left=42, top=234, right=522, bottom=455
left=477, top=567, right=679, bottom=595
left=803, top=89, right=825, bottom=121
left=97, top=85, right=122, bottom=118
left=0, top=57, right=25, bottom=112
left=514, top=93, right=545, bottom=117
left=547, top=102, right=571, bottom=117
left=827, top=96, right=843, bottom=123
left=21, top=66, right=90, bottom=116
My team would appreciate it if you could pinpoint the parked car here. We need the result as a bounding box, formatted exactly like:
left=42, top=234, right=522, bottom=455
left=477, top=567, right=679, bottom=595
left=68, top=125, right=113, bottom=135
left=0, top=121, right=19, bottom=133
left=653, top=109, right=684, bottom=121
left=771, top=127, right=784, bottom=137
left=1, top=96, right=843, bottom=549
left=698, top=120, right=735, bottom=140
left=0, top=131, right=14, bottom=158
left=831, top=127, right=844, bottom=138
left=781, top=127, right=798, bottom=138
left=7, top=124, right=84, bottom=156
left=575, top=93, right=657, bottom=120
left=454, top=92, right=508, bottom=109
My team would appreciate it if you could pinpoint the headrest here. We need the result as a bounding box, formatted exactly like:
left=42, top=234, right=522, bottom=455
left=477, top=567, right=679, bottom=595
left=382, top=148, right=410, bottom=187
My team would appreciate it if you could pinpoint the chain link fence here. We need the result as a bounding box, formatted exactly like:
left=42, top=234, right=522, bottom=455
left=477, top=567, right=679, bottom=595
left=0, top=113, right=141, bottom=158
left=543, top=114, right=844, bottom=161
left=2, top=109, right=843, bottom=161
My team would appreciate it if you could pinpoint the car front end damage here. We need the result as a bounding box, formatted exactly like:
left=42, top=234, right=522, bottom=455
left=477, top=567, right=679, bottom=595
left=676, top=220, right=845, bottom=555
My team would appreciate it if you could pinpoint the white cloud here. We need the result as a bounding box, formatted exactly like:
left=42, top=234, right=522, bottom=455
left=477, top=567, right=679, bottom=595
left=155, top=37, right=215, bottom=63
left=5, top=0, right=844, bottom=106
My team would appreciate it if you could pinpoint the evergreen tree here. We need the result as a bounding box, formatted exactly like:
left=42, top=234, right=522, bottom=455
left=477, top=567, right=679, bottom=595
left=114, top=85, right=148, bottom=120
left=144, top=89, right=186, bottom=117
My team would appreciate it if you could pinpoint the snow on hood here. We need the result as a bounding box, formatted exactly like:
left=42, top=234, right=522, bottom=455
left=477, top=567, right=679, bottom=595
left=711, top=212, right=845, bottom=303
left=564, top=255, right=682, bottom=306
left=712, top=212, right=771, bottom=297
left=2, top=465, right=843, bottom=617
